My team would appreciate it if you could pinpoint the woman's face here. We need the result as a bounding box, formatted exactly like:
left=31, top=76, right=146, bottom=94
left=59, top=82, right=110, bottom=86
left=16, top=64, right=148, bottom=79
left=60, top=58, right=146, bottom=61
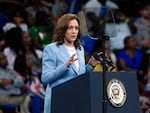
left=140, top=5, right=150, bottom=19
left=64, top=19, right=79, bottom=45
left=127, top=37, right=136, bottom=49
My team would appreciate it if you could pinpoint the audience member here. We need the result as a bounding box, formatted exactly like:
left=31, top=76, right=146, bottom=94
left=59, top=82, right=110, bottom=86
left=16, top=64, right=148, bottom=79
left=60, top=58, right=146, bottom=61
left=85, top=11, right=103, bottom=38
left=12, top=10, right=28, bottom=32
left=137, top=51, right=150, bottom=113
left=21, top=31, right=42, bottom=74
left=3, top=10, right=28, bottom=32
left=3, top=27, right=22, bottom=70
left=29, top=10, right=54, bottom=50
left=93, top=39, right=117, bottom=72
left=14, top=54, right=45, bottom=113
left=84, top=0, right=119, bottom=18
left=104, top=9, right=132, bottom=53
left=134, top=2, right=150, bottom=52
left=0, top=52, right=27, bottom=113
left=25, top=0, right=50, bottom=27
left=51, top=0, right=67, bottom=22
left=118, top=36, right=144, bottom=71
left=138, top=50, right=150, bottom=90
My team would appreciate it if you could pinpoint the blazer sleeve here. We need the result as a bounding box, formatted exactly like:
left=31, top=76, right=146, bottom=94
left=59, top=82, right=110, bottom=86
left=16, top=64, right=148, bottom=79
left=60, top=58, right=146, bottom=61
left=41, top=44, right=69, bottom=85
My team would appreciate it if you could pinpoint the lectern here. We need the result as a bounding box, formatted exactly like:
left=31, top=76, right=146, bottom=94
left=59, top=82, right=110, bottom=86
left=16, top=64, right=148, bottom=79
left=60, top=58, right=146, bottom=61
left=51, top=72, right=142, bottom=113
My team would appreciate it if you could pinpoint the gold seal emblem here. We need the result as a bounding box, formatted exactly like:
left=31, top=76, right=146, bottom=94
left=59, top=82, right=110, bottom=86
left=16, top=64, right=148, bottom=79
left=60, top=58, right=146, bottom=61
left=107, top=78, right=126, bottom=107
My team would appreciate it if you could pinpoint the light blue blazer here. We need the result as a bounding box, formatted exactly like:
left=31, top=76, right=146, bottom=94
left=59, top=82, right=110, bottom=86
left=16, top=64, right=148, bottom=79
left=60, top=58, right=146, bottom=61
left=41, top=42, right=93, bottom=113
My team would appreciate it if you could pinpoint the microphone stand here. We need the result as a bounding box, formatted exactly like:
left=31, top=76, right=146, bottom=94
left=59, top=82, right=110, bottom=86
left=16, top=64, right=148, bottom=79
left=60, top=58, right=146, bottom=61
left=97, top=35, right=109, bottom=113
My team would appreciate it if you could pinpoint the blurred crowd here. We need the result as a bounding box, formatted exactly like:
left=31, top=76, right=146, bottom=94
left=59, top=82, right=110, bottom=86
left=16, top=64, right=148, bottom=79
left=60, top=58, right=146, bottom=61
left=0, top=0, right=149, bottom=113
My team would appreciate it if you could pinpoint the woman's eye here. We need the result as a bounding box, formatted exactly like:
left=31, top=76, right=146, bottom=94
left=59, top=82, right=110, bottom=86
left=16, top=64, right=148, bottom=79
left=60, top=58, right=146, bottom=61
left=68, top=26, right=79, bottom=30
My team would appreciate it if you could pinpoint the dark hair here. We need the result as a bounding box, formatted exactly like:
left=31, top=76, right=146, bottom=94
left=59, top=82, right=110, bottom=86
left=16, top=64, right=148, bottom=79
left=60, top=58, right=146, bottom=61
left=14, top=54, right=26, bottom=76
left=20, top=31, right=39, bottom=60
left=14, top=54, right=32, bottom=83
left=5, top=27, right=22, bottom=55
left=53, top=13, right=81, bottom=49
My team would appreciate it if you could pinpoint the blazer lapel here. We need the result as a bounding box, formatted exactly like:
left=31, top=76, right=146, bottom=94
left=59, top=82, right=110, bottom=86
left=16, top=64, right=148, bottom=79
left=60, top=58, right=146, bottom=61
left=59, top=44, right=70, bottom=61
left=76, top=49, right=82, bottom=74
left=59, top=44, right=79, bottom=75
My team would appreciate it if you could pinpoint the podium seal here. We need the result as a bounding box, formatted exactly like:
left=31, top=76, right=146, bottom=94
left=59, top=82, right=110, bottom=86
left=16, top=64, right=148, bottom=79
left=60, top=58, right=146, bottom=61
left=106, top=78, right=126, bottom=107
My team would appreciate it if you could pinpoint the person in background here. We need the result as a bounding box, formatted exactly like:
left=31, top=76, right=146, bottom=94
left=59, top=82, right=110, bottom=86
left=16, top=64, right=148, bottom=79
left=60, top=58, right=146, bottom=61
left=3, top=27, right=22, bottom=70
left=117, top=35, right=144, bottom=71
left=25, top=0, right=50, bottom=27
left=134, top=2, right=150, bottom=52
left=0, top=52, right=27, bottom=113
left=29, top=10, right=54, bottom=50
left=41, top=13, right=100, bottom=113
left=84, top=0, right=119, bottom=18
left=51, top=0, right=67, bottom=24
left=21, top=31, right=42, bottom=75
left=94, top=39, right=117, bottom=72
left=104, top=9, right=132, bottom=53
left=14, top=54, right=45, bottom=113
left=137, top=51, right=150, bottom=113
left=3, top=10, right=28, bottom=32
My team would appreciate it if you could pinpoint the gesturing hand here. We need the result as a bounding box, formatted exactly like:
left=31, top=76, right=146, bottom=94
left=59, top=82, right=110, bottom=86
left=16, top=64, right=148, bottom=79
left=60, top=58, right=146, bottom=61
left=66, top=54, right=78, bottom=67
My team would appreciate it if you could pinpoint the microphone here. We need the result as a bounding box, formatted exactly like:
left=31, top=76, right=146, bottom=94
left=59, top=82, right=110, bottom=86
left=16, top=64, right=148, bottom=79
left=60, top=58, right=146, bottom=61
left=92, top=52, right=103, bottom=63
left=92, top=52, right=115, bottom=68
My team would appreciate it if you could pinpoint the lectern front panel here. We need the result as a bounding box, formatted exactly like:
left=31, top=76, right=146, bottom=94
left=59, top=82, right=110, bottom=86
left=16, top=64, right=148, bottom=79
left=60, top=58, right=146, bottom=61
left=51, top=72, right=141, bottom=113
